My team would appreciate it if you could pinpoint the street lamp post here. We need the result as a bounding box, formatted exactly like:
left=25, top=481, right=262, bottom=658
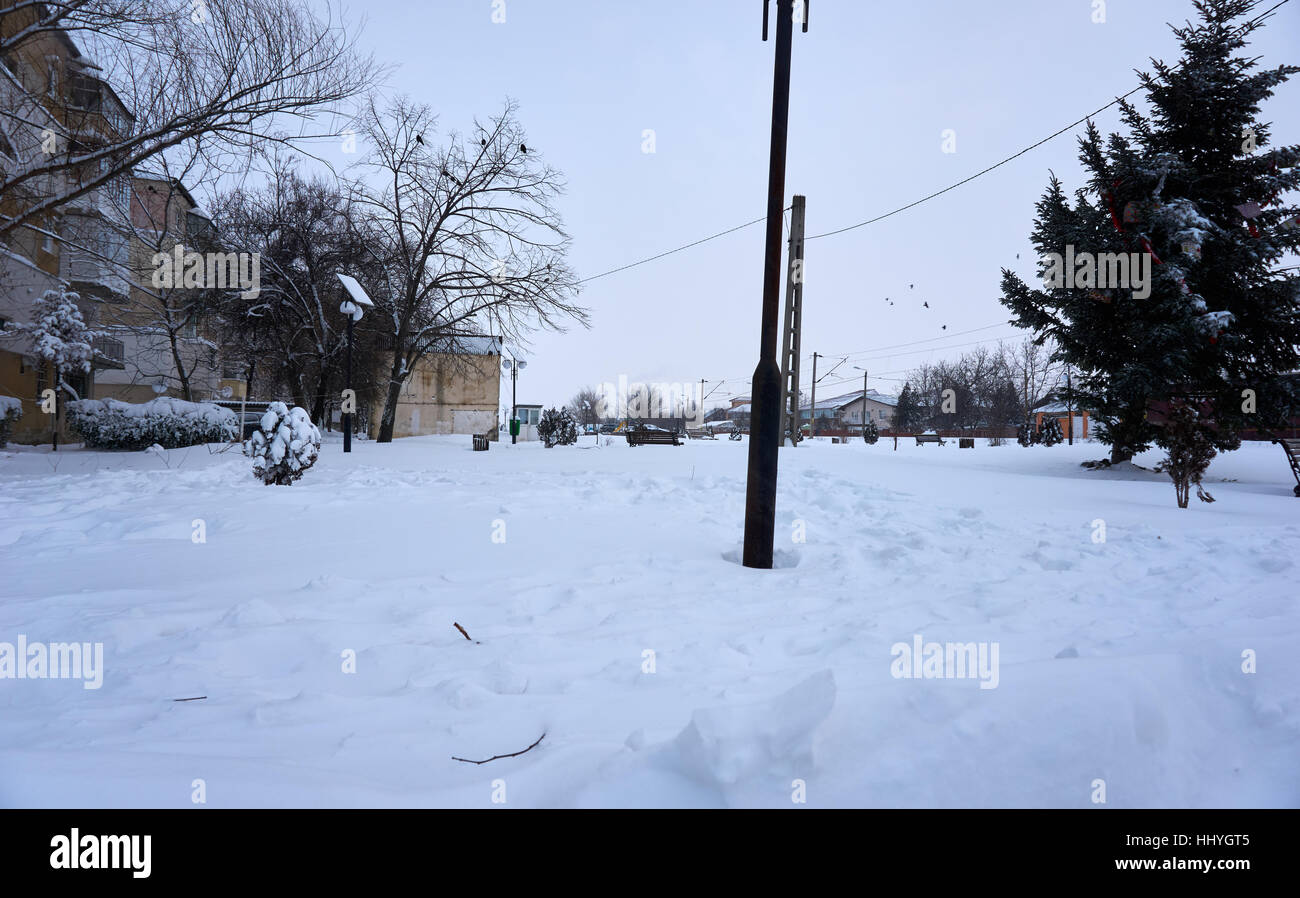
left=335, top=274, right=374, bottom=453
left=502, top=355, right=527, bottom=444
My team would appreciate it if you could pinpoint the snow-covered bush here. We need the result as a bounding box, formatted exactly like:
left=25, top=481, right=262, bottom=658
left=1159, top=400, right=1230, bottom=508
left=537, top=406, right=577, bottom=448
left=1016, top=418, right=1036, bottom=447
left=244, top=402, right=321, bottom=485
left=862, top=418, right=879, bottom=444
left=67, top=397, right=236, bottom=450
left=1038, top=416, right=1063, bottom=447
left=0, top=395, right=22, bottom=448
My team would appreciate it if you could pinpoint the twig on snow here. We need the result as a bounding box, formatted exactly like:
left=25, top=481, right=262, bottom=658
left=452, top=732, right=546, bottom=765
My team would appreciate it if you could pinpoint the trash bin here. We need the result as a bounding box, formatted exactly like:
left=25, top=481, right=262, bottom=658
left=509, top=418, right=520, bottom=437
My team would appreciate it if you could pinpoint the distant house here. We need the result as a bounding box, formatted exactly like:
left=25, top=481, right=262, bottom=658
left=383, top=334, right=503, bottom=439
left=1034, top=400, right=1090, bottom=440
left=800, top=389, right=897, bottom=431
left=726, top=402, right=751, bottom=430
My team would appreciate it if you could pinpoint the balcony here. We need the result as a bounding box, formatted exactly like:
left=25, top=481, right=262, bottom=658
left=92, top=335, right=125, bottom=370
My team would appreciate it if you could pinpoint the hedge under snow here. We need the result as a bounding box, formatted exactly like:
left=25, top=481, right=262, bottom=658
left=67, top=397, right=236, bottom=450
left=244, top=402, right=321, bottom=485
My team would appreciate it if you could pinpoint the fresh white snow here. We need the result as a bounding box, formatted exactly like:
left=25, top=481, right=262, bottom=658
left=0, top=434, right=1296, bottom=807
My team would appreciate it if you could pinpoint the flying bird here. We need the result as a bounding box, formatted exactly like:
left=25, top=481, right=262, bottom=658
left=923, top=301, right=929, bottom=308
left=941, top=325, right=947, bottom=330
left=909, top=283, right=914, bottom=289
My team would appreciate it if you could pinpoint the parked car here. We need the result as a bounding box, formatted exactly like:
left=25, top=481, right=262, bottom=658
left=239, top=411, right=264, bottom=440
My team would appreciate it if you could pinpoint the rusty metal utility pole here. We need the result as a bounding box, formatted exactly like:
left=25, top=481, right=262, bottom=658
left=778, top=194, right=806, bottom=447
left=744, top=0, right=807, bottom=569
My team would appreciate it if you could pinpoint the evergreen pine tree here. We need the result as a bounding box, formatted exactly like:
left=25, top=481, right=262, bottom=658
left=862, top=416, right=879, bottom=444
left=1162, top=399, right=1219, bottom=507
left=893, top=382, right=924, bottom=433
left=537, top=407, right=577, bottom=448
left=1000, top=0, right=1300, bottom=464
left=1039, top=416, right=1064, bottom=447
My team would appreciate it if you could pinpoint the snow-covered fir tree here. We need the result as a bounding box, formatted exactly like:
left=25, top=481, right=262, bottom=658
left=1161, top=399, right=1220, bottom=507
left=862, top=416, right=879, bottom=444
left=11, top=288, right=100, bottom=449
left=1000, top=0, right=1300, bottom=464
left=1039, top=416, right=1063, bottom=447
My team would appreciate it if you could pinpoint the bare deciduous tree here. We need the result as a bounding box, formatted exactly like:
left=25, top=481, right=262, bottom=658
left=349, top=97, right=588, bottom=443
left=0, top=0, right=379, bottom=242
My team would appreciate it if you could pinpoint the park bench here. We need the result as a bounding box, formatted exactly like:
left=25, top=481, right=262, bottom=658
left=1274, top=437, right=1300, bottom=496
left=626, top=427, right=682, bottom=447
left=472, top=433, right=490, bottom=451
left=686, top=427, right=717, bottom=440
left=915, top=434, right=946, bottom=446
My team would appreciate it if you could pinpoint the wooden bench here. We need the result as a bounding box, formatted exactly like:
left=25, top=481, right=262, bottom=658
left=915, top=434, right=946, bottom=446
left=626, top=428, right=682, bottom=447
left=686, top=427, right=717, bottom=440
left=1275, top=437, right=1300, bottom=496
left=472, top=433, right=490, bottom=451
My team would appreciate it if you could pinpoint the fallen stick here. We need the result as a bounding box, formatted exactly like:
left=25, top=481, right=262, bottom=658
left=173, top=696, right=207, bottom=702
left=453, top=622, right=479, bottom=643
left=452, top=732, right=546, bottom=765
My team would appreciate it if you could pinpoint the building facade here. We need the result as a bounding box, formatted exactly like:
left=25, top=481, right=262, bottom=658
left=383, top=335, right=504, bottom=439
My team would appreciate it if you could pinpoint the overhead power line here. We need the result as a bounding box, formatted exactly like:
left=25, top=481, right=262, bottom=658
left=575, top=0, right=1290, bottom=285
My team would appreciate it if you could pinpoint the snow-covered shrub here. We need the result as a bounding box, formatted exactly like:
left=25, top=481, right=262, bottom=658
left=1159, top=400, right=1227, bottom=508
left=862, top=418, right=879, bottom=444
left=0, top=395, right=22, bottom=448
left=537, top=407, right=577, bottom=448
left=1016, top=418, right=1036, bottom=447
left=244, top=402, right=321, bottom=485
left=1038, top=416, right=1063, bottom=447
left=67, top=397, right=236, bottom=450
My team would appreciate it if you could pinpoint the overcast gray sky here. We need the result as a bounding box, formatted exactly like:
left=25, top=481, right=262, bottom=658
left=315, top=0, right=1299, bottom=411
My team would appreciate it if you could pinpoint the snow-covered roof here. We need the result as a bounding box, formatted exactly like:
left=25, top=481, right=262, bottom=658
left=799, top=389, right=898, bottom=410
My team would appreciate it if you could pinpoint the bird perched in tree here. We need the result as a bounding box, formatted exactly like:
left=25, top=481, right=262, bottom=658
left=481, top=138, right=487, bottom=147
left=416, top=134, right=424, bottom=145
left=909, top=283, right=914, bottom=289
left=520, top=143, right=528, bottom=154
left=941, top=325, right=947, bottom=330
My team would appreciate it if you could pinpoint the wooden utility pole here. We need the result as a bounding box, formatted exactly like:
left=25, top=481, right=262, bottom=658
left=809, top=351, right=819, bottom=439
left=778, top=194, right=806, bottom=447
left=743, top=0, right=808, bottom=570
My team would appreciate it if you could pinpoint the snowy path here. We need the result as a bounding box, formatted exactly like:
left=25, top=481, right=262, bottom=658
left=1, top=435, right=1296, bottom=807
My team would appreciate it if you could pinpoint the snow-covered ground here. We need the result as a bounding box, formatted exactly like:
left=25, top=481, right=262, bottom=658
left=1, top=433, right=1296, bottom=808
